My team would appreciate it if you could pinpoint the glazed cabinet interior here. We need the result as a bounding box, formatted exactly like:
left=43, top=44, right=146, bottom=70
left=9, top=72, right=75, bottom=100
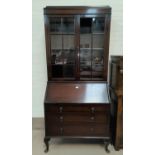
left=44, top=9, right=111, bottom=81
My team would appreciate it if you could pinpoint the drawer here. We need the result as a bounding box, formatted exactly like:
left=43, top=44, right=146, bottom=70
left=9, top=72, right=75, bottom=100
left=45, top=104, right=110, bottom=114
left=46, top=112, right=110, bottom=124
left=46, top=124, right=109, bottom=137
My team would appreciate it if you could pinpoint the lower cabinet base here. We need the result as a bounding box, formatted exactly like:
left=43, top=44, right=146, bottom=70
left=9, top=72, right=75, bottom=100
left=44, top=83, right=111, bottom=153
left=44, top=136, right=111, bottom=153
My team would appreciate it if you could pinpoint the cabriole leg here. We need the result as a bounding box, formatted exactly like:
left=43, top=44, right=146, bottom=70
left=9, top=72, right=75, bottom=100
left=44, top=137, right=50, bottom=153
left=104, top=140, right=110, bottom=153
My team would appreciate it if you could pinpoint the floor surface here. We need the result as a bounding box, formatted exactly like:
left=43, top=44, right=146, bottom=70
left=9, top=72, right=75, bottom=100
left=32, top=129, right=123, bottom=155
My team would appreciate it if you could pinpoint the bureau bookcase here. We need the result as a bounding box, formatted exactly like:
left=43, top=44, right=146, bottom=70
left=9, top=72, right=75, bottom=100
left=43, top=6, right=111, bottom=153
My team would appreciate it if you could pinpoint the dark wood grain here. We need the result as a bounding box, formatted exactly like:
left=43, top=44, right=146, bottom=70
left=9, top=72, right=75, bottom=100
left=44, top=15, right=52, bottom=80
left=109, top=56, right=123, bottom=150
left=45, top=104, right=110, bottom=113
left=44, top=83, right=111, bottom=144
left=110, top=56, right=123, bottom=90
left=45, top=82, right=110, bottom=103
left=46, top=113, right=109, bottom=124
left=44, top=6, right=111, bottom=81
left=115, top=91, right=123, bottom=150
left=103, top=14, right=111, bottom=81
left=44, top=6, right=111, bottom=15
left=46, top=124, right=110, bottom=137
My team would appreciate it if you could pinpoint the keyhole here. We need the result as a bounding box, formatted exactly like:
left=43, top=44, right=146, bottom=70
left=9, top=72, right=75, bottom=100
left=75, top=86, right=79, bottom=89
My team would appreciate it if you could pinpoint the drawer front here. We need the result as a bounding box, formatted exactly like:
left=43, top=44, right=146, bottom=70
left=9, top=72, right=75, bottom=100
left=45, top=104, right=110, bottom=113
left=45, top=104, right=110, bottom=137
left=46, top=124, right=109, bottom=137
left=46, top=112, right=110, bottom=124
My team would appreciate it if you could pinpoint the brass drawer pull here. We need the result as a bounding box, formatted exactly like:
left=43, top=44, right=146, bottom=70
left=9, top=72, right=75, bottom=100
left=59, top=106, right=63, bottom=113
left=120, top=69, right=123, bottom=74
left=60, top=116, right=63, bottom=122
left=91, top=107, right=95, bottom=113
left=91, top=117, right=95, bottom=121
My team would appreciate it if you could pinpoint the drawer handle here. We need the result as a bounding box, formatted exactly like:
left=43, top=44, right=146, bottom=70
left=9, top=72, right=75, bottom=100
left=60, top=116, right=63, bottom=122
left=90, top=127, right=94, bottom=132
left=120, top=69, right=123, bottom=74
left=91, top=107, right=95, bottom=113
left=91, top=117, right=95, bottom=121
left=59, top=107, right=63, bottom=113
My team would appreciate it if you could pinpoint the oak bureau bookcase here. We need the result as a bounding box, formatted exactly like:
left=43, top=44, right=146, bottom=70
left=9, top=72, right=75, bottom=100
left=43, top=6, right=111, bottom=153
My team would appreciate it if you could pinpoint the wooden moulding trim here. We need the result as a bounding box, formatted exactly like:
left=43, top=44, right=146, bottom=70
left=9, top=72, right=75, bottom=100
left=47, top=81, right=108, bottom=83
left=44, top=6, right=111, bottom=15
left=44, top=136, right=110, bottom=139
left=44, top=102, right=110, bottom=104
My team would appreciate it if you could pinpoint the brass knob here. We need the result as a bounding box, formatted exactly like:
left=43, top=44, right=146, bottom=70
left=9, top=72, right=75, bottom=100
left=59, top=106, right=63, bottom=113
left=120, top=69, right=123, bottom=74
left=91, top=117, right=94, bottom=121
left=91, top=107, right=95, bottom=113
left=60, top=116, right=63, bottom=122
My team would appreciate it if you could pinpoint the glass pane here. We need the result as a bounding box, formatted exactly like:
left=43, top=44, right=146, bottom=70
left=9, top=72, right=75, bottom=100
left=92, top=17, right=105, bottom=33
left=80, top=49, right=91, bottom=65
left=93, top=34, right=104, bottom=48
left=80, top=18, right=92, bottom=79
left=92, top=65, right=103, bottom=72
left=80, top=49, right=91, bottom=78
left=64, top=65, right=75, bottom=77
left=80, top=65, right=91, bottom=79
left=51, top=65, right=63, bottom=77
left=51, top=50, right=63, bottom=65
left=92, top=49, right=103, bottom=78
left=92, top=50, right=103, bottom=65
left=50, top=17, right=61, bottom=32
left=51, top=35, right=62, bottom=49
left=63, top=49, right=75, bottom=65
left=92, top=67, right=103, bottom=78
left=63, top=35, right=75, bottom=49
left=80, top=34, right=91, bottom=49
left=62, top=17, right=74, bottom=33
left=92, top=64, right=103, bottom=78
left=80, top=18, right=92, bottom=34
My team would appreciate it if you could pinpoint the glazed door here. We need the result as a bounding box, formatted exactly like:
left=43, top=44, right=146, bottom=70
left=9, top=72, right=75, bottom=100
left=79, top=16, right=106, bottom=80
left=46, top=14, right=110, bottom=81
left=49, top=16, right=77, bottom=80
